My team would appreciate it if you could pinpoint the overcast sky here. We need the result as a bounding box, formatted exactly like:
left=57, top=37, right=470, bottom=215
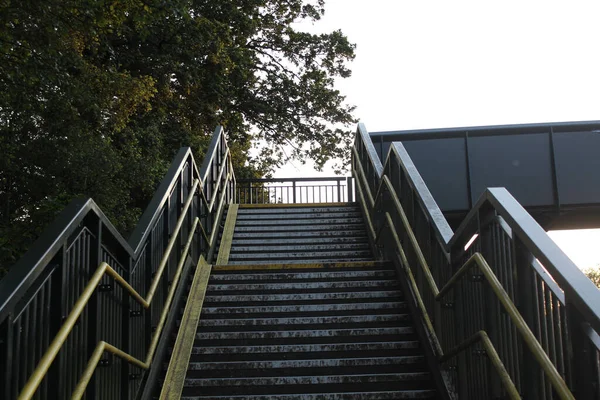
left=278, top=1, right=600, bottom=269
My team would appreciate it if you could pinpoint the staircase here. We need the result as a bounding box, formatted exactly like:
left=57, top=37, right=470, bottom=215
left=163, top=204, right=440, bottom=399
left=227, top=204, right=373, bottom=264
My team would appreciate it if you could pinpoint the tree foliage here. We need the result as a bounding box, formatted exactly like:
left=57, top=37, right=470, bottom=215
left=0, top=0, right=356, bottom=273
left=584, top=267, right=600, bottom=289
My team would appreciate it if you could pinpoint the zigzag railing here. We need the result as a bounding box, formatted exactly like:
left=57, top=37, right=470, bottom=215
left=353, top=123, right=600, bottom=399
left=0, top=126, right=236, bottom=399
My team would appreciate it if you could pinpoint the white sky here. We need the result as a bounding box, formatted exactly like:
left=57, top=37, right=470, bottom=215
left=274, top=1, right=600, bottom=270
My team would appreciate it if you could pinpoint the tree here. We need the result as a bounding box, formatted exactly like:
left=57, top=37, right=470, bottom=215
left=583, top=267, right=600, bottom=289
left=0, top=0, right=356, bottom=274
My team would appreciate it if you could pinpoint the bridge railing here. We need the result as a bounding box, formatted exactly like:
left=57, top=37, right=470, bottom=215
left=0, top=126, right=235, bottom=400
left=237, top=177, right=354, bottom=204
left=353, top=122, right=600, bottom=399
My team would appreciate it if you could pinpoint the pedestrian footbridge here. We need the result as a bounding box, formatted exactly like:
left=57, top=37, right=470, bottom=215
left=1, top=123, right=599, bottom=399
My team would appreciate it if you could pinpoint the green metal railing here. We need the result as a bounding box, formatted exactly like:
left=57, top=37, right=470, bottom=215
left=0, top=126, right=236, bottom=400
left=353, top=123, right=600, bottom=399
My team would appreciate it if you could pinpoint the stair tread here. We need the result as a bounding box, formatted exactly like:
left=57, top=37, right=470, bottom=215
left=185, top=372, right=431, bottom=386
left=234, top=224, right=367, bottom=232
left=201, top=302, right=406, bottom=315
left=207, top=281, right=399, bottom=291
left=208, top=270, right=394, bottom=281
left=195, top=327, right=415, bottom=341
left=228, top=243, right=370, bottom=252
left=191, top=341, right=420, bottom=354
left=181, top=390, right=436, bottom=400
left=204, top=290, right=402, bottom=304
left=180, top=390, right=437, bottom=399
left=157, top=203, right=437, bottom=400
left=187, top=356, right=426, bottom=370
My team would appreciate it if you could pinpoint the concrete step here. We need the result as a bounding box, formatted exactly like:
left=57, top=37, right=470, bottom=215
left=186, top=356, right=428, bottom=379
left=227, top=250, right=373, bottom=260
left=187, top=356, right=426, bottom=372
left=189, top=341, right=421, bottom=359
left=227, top=243, right=370, bottom=253
left=180, top=390, right=437, bottom=399
left=226, top=258, right=375, bottom=265
left=236, top=211, right=363, bottom=220
left=235, top=218, right=365, bottom=226
left=198, top=314, right=410, bottom=329
left=201, top=302, right=406, bottom=316
left=185, top=372, right=431, bottom=387
left=181, top=390, right=436, bottom=400
left=232, top=230, right=367, bottom=239
left=181, top=373, right=433, bottom=396
left=199, top=303, right=407, bottom=319
left=206, top=281, right=400, bottom=293
left=203, top=290, right=403, bottom=305
left=234, top=224, right=366, bottom=233
left=237, top=206, right=361, bottom=214
left=194, top=327, right=416, bottom=345
left=208, top=270, right=394, bottom=282
left=229, top=237, right=368, bottom=245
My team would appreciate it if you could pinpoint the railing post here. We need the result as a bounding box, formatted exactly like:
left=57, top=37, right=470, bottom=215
left=515, top=237, right=540, bottom=399
left=292, top=181, right=297, bottom=203
left=480, top=218, right=502, bottom=398
left=87, top=218, right=102, bottom=400
left=336, top=179, right=341, bottom=203
left=566, top=298, right=598, bottom=399
left=346, top=177, right=354, bottom=202
left=249, top=182, right=253, bottom=204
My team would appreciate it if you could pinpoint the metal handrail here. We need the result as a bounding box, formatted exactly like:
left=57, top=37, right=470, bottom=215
left=352, top=127, right=578, bottom=399
left=437, top=253, right=574, bottom=400
left=439, top=331, right=520, bottom=399
left=18, top=180, right=201, bottom=399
